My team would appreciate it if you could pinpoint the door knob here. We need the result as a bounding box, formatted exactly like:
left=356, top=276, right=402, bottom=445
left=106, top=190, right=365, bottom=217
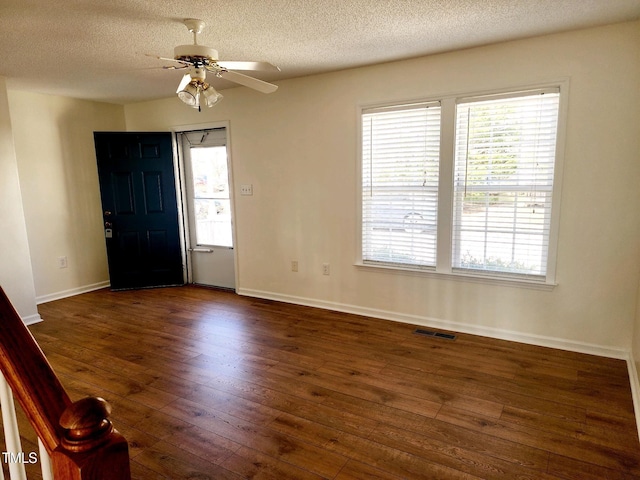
left=105, top=221, right=112, bottom=228
left=104, top=211, right=112, bottom=216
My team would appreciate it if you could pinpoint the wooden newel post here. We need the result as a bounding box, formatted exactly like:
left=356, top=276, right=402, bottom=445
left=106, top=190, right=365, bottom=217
left=52, top=397, right=131, bottom=479
left=60, top=397, right=115, bottom=452
left=0, top=287, right=131, bottom=479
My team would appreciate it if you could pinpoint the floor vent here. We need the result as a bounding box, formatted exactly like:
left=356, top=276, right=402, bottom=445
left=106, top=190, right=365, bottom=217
left=414, top=329, right=457, bottom=340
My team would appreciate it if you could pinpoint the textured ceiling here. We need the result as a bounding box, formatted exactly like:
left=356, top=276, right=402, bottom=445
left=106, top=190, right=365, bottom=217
left=1, top=0, right=639, bottom=104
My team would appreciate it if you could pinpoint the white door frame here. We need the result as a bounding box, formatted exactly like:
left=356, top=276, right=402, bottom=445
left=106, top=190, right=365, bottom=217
left=171, top=121, right=239, bottom=290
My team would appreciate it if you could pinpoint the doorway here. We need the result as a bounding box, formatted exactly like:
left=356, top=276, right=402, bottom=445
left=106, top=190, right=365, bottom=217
left=178, top=128, right=236, bottom=289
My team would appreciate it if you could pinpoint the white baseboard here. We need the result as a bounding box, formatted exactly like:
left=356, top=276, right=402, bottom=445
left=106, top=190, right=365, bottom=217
left=36, top=281, right=110, bottom=305
left=238, top=288, right=628, bottom=359
left=22, top=313, right=43, bottom=325
left=626, top=354, right=640, bottom=442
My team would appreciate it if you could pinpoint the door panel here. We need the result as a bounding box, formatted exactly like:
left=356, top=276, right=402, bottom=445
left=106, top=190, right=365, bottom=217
left=191, top=248, right=235, bottom=288
left=94, top=132, right=184, bottom=290
left=143, top=172, right=165, bottom=213
left=179, top=128, right=236, bottom=289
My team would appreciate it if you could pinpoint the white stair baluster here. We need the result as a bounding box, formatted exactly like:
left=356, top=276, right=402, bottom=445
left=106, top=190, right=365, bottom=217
left=0, top=373, right=26, bottom=480
left=37, top=438, right=52, bottom=480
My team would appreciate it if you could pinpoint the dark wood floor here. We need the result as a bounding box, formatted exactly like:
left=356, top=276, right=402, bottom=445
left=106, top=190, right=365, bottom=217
left=24, top=285, right=640, bottom=479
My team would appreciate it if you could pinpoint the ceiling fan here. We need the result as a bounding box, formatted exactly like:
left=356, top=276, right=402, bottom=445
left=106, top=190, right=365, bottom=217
left=152, top=18, right=280, bottom=110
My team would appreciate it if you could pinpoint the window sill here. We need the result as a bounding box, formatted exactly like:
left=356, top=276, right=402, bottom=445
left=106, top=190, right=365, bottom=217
left=354, top=262, right=557, bottom=291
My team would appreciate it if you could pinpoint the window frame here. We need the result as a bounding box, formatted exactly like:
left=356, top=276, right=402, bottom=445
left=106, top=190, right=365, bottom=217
left=356, top=81, right=568, bottom=289
left=361, top=101, right=442, bottom=270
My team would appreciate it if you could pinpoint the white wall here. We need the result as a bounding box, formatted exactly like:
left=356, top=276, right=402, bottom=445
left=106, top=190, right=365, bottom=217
left=7, top=91, right=125, bottom=302
left=124, top=21, right=640, bottom=354
left=0, top=77, right=39, bottom=321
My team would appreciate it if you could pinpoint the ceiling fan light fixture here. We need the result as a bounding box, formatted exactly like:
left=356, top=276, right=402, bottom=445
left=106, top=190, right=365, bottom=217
left=176, top=79, right=222, bottom=111
left=202, top=84, right=223, bottom=107
left=177, top=80, right=199, bottom=106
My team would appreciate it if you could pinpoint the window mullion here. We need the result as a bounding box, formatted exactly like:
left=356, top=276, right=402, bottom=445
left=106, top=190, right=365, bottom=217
left=435, top=98, right=456, bottom=274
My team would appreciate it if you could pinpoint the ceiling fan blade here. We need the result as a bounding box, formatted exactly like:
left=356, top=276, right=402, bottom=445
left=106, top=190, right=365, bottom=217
left=145, top=54, right=191, bottom=66
left=176, top=73, right=192, bottom=93
left=219, top=70, right=278, bottom=94
left=216, top=61, right=280, bottom=72
left=164, top=65, right=189, bottom=70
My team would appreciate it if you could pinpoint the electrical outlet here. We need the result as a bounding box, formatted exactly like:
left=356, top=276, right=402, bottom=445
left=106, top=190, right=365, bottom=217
left=58, top=256, right=68, bottom=269
left=240, top=184, right=253, bottom=196
left=322, top=263, right=330, bottom=275
left=291, top=260, right=298, bottom=272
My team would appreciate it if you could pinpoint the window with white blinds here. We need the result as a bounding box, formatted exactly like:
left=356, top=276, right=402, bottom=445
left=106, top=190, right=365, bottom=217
left=362, top=103, right=441, bottom=268
left=360, top=86, right=563, bottom=284
left=452, top=90, right=560, bottom=279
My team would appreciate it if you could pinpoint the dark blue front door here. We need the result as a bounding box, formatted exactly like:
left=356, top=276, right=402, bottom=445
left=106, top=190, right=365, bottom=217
left=94, top=132, right=184, bottom=290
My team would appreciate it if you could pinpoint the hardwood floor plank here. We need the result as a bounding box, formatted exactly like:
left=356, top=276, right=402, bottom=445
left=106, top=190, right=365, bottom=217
left=501, top=405, right=640, bottom=452
left=333, top=436, right=485, bottom=480
left=427, top=364, right=589, bottom=422
left=221, top=446, right=328, bottom=480
left=161, top=397, right=349, bottom=478
left=22, top=286, right=639, bottom=479
left=509, top=372, right=635, bottom=419
left=267, top=411, right=486, bottom=479
left=546, top=453, right=638, bottom=480
left=333, top=460, right=406, bottom=480
left=436, top=405, right=640, bottom=474
left=46, top=352, right=180, bottom=410
left=269, top=362, right=445, bottom=418
left=368, top=423, right=558, bottom=479
left=585, top=410, right=640, bottom=444
left=416, top=415, right=551, bottom=471
left=162, top=422, right=241, bottom=464
left=317, top=361, right=504, bottom=418
left=319, top=387, right=435, bottom=433
left=114, top=423, right=162, bottom=459
left=284, top=398, right=379, bottom=438
left=134, top=440, right=243, bottom=480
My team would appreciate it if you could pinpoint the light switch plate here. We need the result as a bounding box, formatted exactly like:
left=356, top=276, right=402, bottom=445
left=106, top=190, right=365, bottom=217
left=240, top=184, right=253, bottom=196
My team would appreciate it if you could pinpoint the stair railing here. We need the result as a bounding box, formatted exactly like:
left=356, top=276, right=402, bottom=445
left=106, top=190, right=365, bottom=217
left=0, top=287, right=130, bottom=479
